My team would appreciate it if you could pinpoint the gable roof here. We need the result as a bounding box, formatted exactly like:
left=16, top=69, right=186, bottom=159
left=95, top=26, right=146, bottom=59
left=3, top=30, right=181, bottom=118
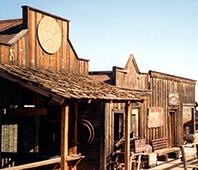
left=0, top=19, right=24, bottom=45
left=0, top=65, right=144, bottom=104
left=125, top=54, right=140, bottom=73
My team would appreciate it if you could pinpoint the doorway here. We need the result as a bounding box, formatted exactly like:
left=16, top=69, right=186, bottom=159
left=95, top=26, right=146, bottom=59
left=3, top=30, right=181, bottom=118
left=168, top=111, right=176, bottom=147
left=131, top=108, right=139, bottom=138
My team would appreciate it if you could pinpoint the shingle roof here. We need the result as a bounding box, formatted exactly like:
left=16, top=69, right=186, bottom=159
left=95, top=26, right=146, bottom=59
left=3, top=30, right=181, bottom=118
left=0, top=65, right=146, bottom=103
left=0, top=19, right=23, bottom=45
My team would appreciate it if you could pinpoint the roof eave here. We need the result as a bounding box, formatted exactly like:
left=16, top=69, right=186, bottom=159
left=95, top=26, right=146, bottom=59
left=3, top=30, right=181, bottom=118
left=0, top=69, right=65, bottom=105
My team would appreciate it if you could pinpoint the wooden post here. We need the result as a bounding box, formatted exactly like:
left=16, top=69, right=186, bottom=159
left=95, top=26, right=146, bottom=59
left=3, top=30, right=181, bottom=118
left=192, top=108, right=196, bottom=134
left=125, top=101, right=131, bottom=170
left=102, top=102, right=110, bottom=170
left=180, top=145, right=188, bottom=170
left=61, top=104, right=69, bottom=170
left=72, top=103, right=78, bottom=170
left=74, top=102, right=78, bottom=154
left=69, top=103, right=78, bottom=156
left=0, top=111, right=2, bottom=168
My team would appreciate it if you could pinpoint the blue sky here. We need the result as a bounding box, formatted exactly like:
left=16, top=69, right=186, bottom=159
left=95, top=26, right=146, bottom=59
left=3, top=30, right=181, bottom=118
left=1, top=0, right=198, bottom=98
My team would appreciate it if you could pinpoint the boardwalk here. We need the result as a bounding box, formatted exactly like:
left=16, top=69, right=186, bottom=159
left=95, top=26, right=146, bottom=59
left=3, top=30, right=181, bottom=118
left=148, top=158, right=197, bottom=170
left=145, top=147, right=197, bottom=170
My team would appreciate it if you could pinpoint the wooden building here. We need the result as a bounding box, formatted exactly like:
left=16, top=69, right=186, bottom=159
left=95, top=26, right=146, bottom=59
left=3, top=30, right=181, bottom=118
left=0, top=6, right=148, bottom=170
left=90, top=54, right=196, bottom=148
left=0, top=6, right=88, bottom=74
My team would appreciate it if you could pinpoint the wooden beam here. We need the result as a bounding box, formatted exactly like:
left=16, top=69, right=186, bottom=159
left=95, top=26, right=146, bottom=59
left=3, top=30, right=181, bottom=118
left=5, top=108, right=48, bottom=116
left=0, top=157, right=60, bottom=170
left=8, top=30, right=28, bottom=45
left=125, top=101, right=131, bottom=170
left=0, top=155, right=84, bottom=170
left=61, top=104, right=69, bottom=170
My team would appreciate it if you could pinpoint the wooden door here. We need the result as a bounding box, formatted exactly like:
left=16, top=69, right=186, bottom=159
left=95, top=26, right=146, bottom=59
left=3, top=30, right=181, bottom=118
left=168, top=111, right=176, bottom=147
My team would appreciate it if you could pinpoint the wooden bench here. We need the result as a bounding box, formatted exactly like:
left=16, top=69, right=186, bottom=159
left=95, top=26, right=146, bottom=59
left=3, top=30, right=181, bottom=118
left=151, top=138, right=180, bottom=161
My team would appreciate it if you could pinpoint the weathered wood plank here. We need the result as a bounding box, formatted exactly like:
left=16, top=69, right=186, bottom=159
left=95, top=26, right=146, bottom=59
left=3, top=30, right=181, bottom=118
left=0, top=157, right=61, bottom=170
left=103, top=102, right=110, bottom=169
left=0, top=45, right=9, bottom=64
left=35, top=12, right=42, bottom=68
left=28, top=10, right=35, bottom=67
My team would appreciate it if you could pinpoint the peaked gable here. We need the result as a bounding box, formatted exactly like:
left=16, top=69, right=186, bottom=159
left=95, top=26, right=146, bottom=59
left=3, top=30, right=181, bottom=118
left=125, top=54, right=140, bottom=74
left=113, top=54, right=148, bottom=90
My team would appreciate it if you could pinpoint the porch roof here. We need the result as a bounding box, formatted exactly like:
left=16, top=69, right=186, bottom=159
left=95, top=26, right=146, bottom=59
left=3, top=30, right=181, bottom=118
left=0, top=65, right=148, bottom=103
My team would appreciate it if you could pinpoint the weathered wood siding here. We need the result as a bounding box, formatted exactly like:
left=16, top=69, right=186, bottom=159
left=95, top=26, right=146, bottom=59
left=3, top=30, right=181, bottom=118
left=112, top=57, right=149, bottom=141
left=148, top=71, right=196, bottom=146
left=113, top=59, right=148, bottom=90
left=112, top=57, right=196, bottom=147
left=77, top=102, right=105, bottom=170
left=0, top=6, right=88, bottom=75
left=0, top=45, right=10, bottom=64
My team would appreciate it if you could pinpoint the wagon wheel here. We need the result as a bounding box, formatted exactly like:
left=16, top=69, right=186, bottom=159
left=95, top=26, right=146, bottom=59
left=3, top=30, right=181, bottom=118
left=78, top=119, right=95, bottom=145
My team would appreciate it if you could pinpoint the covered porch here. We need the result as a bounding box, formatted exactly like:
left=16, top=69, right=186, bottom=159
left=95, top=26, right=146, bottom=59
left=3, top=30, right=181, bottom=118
left=0, top=64, right=142, bottom=170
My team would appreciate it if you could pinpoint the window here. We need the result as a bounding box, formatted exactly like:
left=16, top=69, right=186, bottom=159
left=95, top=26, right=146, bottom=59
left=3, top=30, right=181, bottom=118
left=1, top=124, right=18, bottom=152
left=114, top=108, right=139, bottom=142
left=114, top=112, right=124, bottom=142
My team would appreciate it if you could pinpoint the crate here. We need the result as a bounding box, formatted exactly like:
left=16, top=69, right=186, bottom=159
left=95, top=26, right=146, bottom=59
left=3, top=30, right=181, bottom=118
left=131, top=139, right=146, bottom=153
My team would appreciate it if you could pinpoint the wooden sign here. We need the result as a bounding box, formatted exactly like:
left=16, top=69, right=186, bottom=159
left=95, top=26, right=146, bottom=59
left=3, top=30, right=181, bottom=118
left=148, top=107, right=164, bottom=128
left=169, top=92, right=179, bottom=106
left=134, top=139, right=146, bottom=153
left=37, top=16, right=62, bottom=54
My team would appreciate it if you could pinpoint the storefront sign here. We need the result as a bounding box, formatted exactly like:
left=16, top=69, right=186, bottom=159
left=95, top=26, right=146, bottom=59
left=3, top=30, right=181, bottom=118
left=148, top=107, right=164, bottom=128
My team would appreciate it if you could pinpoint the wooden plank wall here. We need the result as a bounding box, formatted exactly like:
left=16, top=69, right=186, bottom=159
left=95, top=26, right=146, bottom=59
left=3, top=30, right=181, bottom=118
left=112, top=61, right=149, bottom=141
left=0, top=45, right=10, bottom=64
left=77, top=102, right=105, bottom=170
left=114, top=66, right=148, bottom=90
left=113, top=58, right=196, bottom=146
left=0, top=7, right=88, bottom=75
left=147, top=72, right=196, bottom=146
